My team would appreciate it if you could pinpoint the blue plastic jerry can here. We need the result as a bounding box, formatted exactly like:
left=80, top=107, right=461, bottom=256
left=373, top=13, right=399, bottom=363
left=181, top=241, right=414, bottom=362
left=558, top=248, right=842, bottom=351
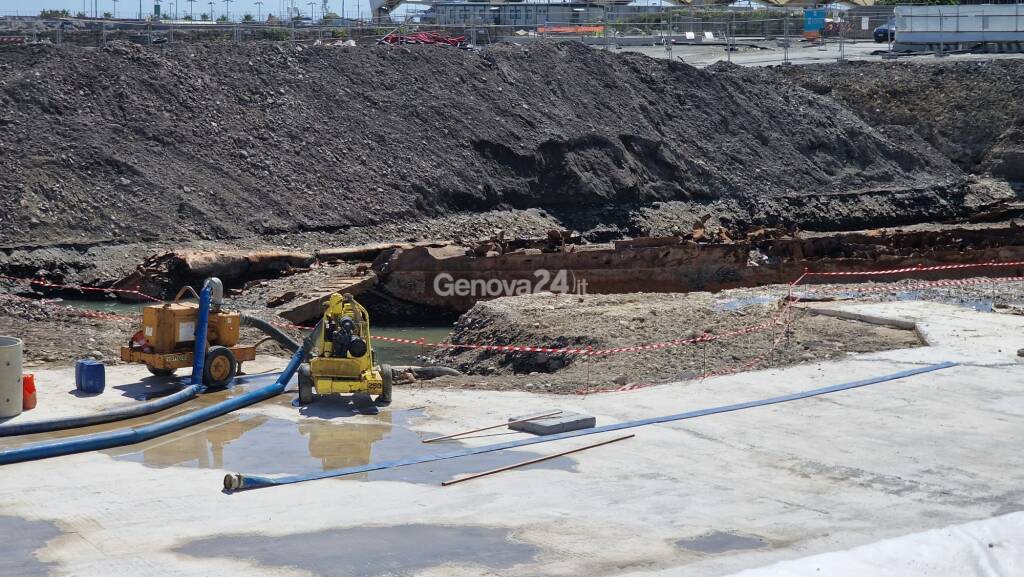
left=75, top=360, right=106, bottom=394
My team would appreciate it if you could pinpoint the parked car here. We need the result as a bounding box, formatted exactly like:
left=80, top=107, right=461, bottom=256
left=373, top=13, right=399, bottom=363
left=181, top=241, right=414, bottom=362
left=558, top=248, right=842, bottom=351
left=874, top=22, right=895, bottom=43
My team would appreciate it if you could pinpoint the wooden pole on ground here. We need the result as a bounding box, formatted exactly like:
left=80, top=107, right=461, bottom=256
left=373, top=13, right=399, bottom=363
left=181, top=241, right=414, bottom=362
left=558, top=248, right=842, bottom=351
left=441, top=434, right=635, bottom=486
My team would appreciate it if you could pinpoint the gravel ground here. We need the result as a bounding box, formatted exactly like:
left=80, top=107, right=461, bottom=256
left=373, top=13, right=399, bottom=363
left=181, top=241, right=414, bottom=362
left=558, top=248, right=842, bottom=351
left=420, top=290, right=924, bottom=394
left=0, top=296, right=131, bottom=367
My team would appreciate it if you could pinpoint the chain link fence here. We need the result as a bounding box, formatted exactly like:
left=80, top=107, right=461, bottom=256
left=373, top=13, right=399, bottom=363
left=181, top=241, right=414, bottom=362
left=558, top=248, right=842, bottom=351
left=2, top=5, right=1021, bottom=67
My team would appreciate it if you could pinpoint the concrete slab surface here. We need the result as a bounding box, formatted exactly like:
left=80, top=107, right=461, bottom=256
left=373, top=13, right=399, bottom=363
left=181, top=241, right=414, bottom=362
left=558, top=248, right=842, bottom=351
left=508, top=411, right=596, bottom=435
left=0, top=300, right=1021, bottom=576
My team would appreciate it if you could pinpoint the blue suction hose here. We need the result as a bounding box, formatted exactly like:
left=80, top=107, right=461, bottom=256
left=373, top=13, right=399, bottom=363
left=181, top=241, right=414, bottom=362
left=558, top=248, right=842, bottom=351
left=0, top=281, right=303, bottom=438
left=0, top=385, right=202, bottom=437
left=0, top=281, right=217, bottom=438
left=190, top=280, right=214, bottom=387
left=0, top=321, right=323, bottom=465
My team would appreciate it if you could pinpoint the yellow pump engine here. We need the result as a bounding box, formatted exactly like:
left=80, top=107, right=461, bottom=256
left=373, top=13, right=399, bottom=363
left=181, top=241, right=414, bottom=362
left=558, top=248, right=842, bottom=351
left=297, top=293, right=392, bottom=406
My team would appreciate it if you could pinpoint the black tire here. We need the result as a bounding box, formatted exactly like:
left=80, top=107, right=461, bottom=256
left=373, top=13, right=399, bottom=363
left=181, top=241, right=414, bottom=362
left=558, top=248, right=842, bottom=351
left=376, top=364, right=393, bottom=406
left=203, top=346, right=237, bottom=388
left=146, top=364, right=176, bottom=377
left=298, top=363, right=315, bottom=405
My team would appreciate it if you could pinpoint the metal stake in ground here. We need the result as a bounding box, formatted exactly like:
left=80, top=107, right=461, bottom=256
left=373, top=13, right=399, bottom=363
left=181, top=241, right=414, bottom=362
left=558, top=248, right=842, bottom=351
left=702, top=334, right=708, bottom=377
left=586, top=346, right=593, bottom=395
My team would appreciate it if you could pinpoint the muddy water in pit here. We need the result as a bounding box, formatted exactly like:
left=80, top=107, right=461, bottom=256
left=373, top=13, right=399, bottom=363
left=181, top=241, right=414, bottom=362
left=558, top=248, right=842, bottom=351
left=61, top=300, right=453, bottom=366
left=368, top=324, right=454, bottom=366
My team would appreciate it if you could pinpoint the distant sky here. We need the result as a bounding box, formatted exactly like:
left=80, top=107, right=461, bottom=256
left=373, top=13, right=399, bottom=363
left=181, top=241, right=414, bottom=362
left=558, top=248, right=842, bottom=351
left=0, top=0, right=419, bottom=20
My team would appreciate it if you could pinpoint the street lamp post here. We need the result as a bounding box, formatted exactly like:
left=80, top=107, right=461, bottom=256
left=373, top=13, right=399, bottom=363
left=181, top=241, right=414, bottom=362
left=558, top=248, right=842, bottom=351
left=223, top=0, right=232, bottom=22
left=256, top=0, right=263, bottom=21
left=187, top=0, right=195, bottom=20
left=208, top=0, right=214, bottom=20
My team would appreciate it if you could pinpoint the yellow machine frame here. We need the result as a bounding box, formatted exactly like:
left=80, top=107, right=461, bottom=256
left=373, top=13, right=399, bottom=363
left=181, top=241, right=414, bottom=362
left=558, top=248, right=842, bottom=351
left=308, top=293, right=385, bottom=396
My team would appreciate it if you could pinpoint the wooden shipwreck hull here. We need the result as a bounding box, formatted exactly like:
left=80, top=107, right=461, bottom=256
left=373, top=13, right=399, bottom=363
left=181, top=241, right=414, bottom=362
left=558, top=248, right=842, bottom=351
left=372, top=227, right=1024, bottom=314
left=112, top=250, right=314, bottom=300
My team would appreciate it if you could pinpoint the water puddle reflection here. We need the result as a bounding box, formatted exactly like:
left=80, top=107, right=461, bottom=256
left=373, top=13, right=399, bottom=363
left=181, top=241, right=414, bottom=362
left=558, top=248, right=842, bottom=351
left=105, top=398, right=574, bottom=483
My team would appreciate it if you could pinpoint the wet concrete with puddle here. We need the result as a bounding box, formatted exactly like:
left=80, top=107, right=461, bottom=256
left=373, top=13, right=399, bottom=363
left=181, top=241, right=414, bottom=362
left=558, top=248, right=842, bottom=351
left=676, top=531, right=769, bottom=555
left=0, top=374, right=279, bottom=449
left=178, top=524, right=539, bottom=577
left=0, top=515, right=63, bottom=576
left=90, top=393, right=575, bottom=483
left=0, top=374, right=574, bottom=483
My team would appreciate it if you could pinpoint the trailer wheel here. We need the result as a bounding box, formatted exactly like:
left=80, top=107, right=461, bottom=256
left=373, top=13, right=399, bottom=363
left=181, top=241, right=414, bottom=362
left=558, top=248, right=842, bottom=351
left=298, top=364, right=315, bottom=405
left=146, top=364, right=176, bottom=377
left=375, top=364, right=393, bottom=406
left=203, top=346, right=237, bottom=388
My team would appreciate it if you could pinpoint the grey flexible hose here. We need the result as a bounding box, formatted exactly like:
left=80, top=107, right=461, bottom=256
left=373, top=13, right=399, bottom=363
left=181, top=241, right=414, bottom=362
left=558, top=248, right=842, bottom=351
left=241, top=314, right=300, bottom=353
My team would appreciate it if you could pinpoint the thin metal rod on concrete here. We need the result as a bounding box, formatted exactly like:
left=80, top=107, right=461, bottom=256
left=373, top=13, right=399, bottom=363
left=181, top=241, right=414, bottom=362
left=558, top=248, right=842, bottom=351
left=441, top=434, right=635, bottom=486
left=422, top=410, right=562, bottom=443
left=223, top=361, right=956, bottom=492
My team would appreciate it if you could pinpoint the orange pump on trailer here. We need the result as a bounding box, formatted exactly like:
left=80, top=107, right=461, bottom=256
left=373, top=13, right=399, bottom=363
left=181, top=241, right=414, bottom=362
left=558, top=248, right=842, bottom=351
left=120, top=279, right=256, bottom=387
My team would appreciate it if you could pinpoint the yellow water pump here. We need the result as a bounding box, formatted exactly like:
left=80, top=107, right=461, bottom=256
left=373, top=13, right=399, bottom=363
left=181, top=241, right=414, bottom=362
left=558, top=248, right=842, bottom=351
left=297, top=293, right=392, bottom=406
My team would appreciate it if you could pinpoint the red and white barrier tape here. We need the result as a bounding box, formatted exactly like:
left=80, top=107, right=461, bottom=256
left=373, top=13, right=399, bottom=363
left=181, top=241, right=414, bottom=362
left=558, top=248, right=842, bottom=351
left=700, top=300, right=798, bottom=381
left=575, top=300, right=800, bottom=395
left=800, top=260, right=1024, bottom=278
left=3, top=260, right=1023, bottom=371
left=0, top=274, right=162, bottom=302
left=800, top=275, right=1024, bottom=295
left=265, top=269, right=1024, bottom=358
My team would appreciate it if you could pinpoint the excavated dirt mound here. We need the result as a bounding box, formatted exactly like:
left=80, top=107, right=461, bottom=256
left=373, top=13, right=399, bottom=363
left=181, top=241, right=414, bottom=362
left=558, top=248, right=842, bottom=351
left=0, top=41, right=980, bottom=252
left=424, top=290, right=922, bottom=393
left=775, top=59, right=1024, bottom=181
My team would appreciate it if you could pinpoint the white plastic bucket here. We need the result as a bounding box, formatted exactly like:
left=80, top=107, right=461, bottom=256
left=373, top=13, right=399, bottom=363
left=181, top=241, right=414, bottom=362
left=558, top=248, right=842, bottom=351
left=0, top=336, right=23, bottom=418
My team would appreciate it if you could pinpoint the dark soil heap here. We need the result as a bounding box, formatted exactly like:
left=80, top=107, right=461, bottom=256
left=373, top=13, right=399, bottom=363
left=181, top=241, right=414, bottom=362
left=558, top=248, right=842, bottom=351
left=775, top=60, right=1024, bottom=181
left=0, top=41, right=978, bottom=250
